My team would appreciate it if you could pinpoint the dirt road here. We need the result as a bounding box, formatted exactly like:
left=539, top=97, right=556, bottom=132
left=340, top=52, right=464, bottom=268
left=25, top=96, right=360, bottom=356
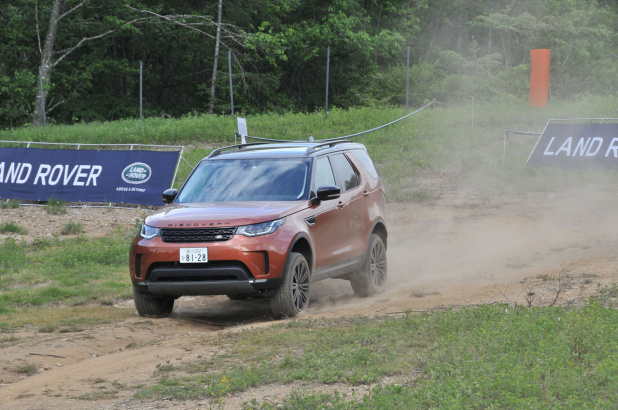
left=1, top=188, right=617, bottom=409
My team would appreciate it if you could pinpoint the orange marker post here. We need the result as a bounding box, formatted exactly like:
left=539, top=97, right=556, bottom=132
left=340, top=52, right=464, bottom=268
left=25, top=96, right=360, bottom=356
left=529, top=49, right=551, bottom=107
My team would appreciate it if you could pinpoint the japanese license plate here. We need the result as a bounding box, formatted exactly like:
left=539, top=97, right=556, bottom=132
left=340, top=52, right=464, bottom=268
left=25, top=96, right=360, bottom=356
left=179, top=248, right=208, bottom=263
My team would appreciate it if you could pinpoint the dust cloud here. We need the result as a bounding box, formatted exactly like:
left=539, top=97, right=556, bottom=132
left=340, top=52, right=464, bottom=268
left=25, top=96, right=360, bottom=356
left=305, top=183, right=618, bottom=317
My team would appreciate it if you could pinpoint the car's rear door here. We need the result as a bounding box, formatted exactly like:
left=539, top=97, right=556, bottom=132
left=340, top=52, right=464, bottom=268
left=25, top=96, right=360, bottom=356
left=307, top=156, right=350, bottom=279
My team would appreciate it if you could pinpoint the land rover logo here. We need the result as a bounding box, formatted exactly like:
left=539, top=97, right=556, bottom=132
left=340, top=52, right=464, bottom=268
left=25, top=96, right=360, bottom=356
left=122, top=162, right=151, bottom=184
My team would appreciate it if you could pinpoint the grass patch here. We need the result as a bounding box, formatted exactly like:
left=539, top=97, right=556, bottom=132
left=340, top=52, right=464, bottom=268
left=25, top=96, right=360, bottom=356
left=14, top=363, right=37, bottom=375
left=0, top=334, right=20, bottom=347
left=74, top=390, right=118, bottom=401
left=134, top=299, right=617, bottom=408
left=60, top=221, right=84, bottom=235
left=0, top=199, right=20, bottom=209
left=0, top=222, right=27, bottom=235
left=38, top=324, right=57, bottom=333
left=1, top=305, right=135, bottom=329
left=410, top=289, right=440, bottom=298
left=0, top=229, right=135, bottom=316
left=45, top=197, right=67, bottom=215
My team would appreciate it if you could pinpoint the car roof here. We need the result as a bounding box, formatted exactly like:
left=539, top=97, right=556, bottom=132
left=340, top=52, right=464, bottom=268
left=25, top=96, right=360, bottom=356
left=206, top=141, right=367, bottom=160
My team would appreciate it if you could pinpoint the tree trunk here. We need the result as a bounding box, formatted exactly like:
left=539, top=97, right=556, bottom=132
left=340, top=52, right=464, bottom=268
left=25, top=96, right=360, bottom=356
left=208, top=0, right=223, bottom=114
left=33, top=0, right=64, bottom=126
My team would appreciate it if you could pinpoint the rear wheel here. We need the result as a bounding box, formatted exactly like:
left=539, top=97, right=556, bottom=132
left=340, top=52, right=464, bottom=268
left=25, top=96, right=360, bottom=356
left=271, top=252, right=310, bottom=319
left=133, top=286, right=175, bottom=318
left=350, top=234, right=387, bottom=297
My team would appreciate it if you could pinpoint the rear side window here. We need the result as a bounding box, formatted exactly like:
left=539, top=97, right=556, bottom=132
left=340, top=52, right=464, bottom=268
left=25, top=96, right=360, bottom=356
left=330, top=153, right=359, bottom=192
left=351, top=149, right=379, bottom=179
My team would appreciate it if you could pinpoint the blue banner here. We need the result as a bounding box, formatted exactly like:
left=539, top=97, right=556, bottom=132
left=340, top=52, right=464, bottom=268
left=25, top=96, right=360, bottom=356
left=0, top=148, right=180, bottom=205
left=527, top=123, right=618, bottom=168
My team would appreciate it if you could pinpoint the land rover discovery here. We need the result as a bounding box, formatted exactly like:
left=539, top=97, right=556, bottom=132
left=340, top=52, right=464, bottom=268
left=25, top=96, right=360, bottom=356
left=129, top=140, right=387, bottom=318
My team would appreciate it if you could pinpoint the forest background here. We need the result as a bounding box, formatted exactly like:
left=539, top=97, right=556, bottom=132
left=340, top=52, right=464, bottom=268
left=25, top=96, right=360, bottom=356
left=1, top=0, right=617, bottom=129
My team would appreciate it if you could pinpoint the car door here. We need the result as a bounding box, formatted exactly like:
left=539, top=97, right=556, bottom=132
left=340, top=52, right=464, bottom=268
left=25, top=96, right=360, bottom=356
left=307, top=155, right=350, bottom=279
left=328, top=153, right=365, bottom=268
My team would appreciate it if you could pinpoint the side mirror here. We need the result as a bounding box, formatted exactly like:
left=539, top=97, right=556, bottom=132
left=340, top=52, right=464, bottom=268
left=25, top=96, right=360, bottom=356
left=311, top=185, right=341, bottom=205
left=162, top=188, right=178, bottom=204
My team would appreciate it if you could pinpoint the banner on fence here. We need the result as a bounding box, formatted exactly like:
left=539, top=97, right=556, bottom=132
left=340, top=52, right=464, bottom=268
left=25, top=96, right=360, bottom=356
left=527, top=122, right=618, bottom=167
left=0, top=147, right=180, bottom=205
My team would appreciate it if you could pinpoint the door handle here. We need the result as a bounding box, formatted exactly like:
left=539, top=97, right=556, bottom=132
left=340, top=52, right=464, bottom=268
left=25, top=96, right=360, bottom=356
left=363, top=190, right=369, bottom=197
left=337, top=201, right=345, bottom=209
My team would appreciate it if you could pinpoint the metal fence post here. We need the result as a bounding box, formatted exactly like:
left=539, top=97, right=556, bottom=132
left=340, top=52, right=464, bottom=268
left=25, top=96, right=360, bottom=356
left=228, top=50, right=234, bottom=115
left=472, top=36, right=482, bottom=107
left=139, top=61, right=143, bottom=121
left=325, top=46, right=330, bottom=118
left=406, top=46, right=410, bottom=110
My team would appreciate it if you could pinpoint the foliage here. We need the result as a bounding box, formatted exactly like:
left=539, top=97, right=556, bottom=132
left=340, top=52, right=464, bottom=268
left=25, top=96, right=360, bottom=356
left=0, top=199, right=20, bottom=209
left=60, top=221, right=84, bottom=235
left=2, top=0, right=616, bottom=128
left=0, top=222, right=28, bottom=235
left=45, top=197, right=68, bottom=214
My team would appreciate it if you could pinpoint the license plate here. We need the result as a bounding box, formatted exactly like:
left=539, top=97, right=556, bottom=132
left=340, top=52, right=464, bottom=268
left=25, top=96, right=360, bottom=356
left=179, top=248, right=208, bottom=263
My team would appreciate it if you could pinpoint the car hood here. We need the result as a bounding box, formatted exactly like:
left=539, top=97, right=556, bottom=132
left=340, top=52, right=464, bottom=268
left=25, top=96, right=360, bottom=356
left=145, top=201, right=309, bottom=228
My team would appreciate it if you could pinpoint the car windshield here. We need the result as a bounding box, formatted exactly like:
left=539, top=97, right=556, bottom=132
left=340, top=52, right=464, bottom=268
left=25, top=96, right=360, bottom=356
left=177, top=158, right=310, bottom=203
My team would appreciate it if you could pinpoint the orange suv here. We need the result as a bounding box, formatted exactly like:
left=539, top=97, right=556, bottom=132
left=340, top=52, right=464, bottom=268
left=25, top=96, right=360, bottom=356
left=129, top=141, right=387, bottom=318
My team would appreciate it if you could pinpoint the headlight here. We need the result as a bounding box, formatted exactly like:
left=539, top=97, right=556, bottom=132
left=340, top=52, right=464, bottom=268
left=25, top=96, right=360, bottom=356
left=236, top=218, right=285, bottom=237
left=140, top=224, right=161, bottom=239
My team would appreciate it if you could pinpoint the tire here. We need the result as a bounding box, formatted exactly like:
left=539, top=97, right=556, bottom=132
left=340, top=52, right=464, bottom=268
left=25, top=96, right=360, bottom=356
left=350, top=234, right=387, bottom=297
left=226, top=293, right=249, bottom=300
left=270, top=252, right=311, bottom=319
left=133, top=286, right=175, bottom=318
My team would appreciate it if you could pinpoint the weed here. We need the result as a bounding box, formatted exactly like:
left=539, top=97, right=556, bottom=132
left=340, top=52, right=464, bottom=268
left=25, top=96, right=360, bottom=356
left=156, top=360, right=176, bottom=372
left=60, top=221, right=84, bottom=235
left=15, top=363, right=37, bottom=375
left=0, top=199, right=19, bottom=209
left=74, top=390, right=118, bottom=400
left=38, top=324, right=57, bottom=333
left=0, top=222, right=27, bottom=235
left=0, top=335, right=20, bottom=346
left=411, top=289, right=440, bottom=298
left=58, top=326, right=84, bottom=333
left=45, top=197, right=67, bottom=215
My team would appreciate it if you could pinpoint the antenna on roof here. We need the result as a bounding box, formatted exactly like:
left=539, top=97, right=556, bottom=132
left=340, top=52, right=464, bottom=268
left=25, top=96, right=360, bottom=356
left=308, top=136, right=314, bottom=142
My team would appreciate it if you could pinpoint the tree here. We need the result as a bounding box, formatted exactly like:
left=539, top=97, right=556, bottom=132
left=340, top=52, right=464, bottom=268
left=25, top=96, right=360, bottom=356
left=32, top=0, right=244, bottom=126
left=209, top=0, right=223, bottom=114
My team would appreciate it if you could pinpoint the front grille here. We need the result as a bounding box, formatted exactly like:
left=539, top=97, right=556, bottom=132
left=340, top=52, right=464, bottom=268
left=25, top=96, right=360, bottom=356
left=161, top=227, right=236, bottom=243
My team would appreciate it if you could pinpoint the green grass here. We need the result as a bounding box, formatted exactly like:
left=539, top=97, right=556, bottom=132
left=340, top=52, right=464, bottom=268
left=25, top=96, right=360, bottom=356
left=0, top=199, right=20, bottom=209
left=133, top=301, right=617, bottom=408
left=0, top=228, right=134, bottom=317
left=60, top=221, right=84, bottom=235
left=0, top=222, right=27, bottom=235
left=45, top=197, right=68, bottom=215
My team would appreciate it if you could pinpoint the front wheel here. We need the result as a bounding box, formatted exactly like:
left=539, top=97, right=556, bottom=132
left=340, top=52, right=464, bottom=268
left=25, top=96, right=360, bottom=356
left=270, top=252, right=311, bottom=319
left=350, top=234, right=387, bottom=297
left=133, top=286, right=175, bottom=318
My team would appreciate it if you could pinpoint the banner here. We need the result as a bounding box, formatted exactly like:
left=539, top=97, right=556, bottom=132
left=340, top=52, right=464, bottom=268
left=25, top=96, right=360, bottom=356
left=0, top=148, right=180, bottom=205
left=527, top=122, right=618, bottom=168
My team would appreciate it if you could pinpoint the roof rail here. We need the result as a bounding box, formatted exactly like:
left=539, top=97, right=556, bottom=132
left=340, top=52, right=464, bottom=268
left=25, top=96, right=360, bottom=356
left=208, top=142, right=270, bottom=158
left=305, top=140, right=353, bottom=156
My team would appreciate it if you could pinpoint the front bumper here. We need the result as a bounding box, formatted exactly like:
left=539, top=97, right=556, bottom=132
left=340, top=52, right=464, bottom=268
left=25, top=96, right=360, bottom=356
left=129, top=229, right=293, bottom=296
